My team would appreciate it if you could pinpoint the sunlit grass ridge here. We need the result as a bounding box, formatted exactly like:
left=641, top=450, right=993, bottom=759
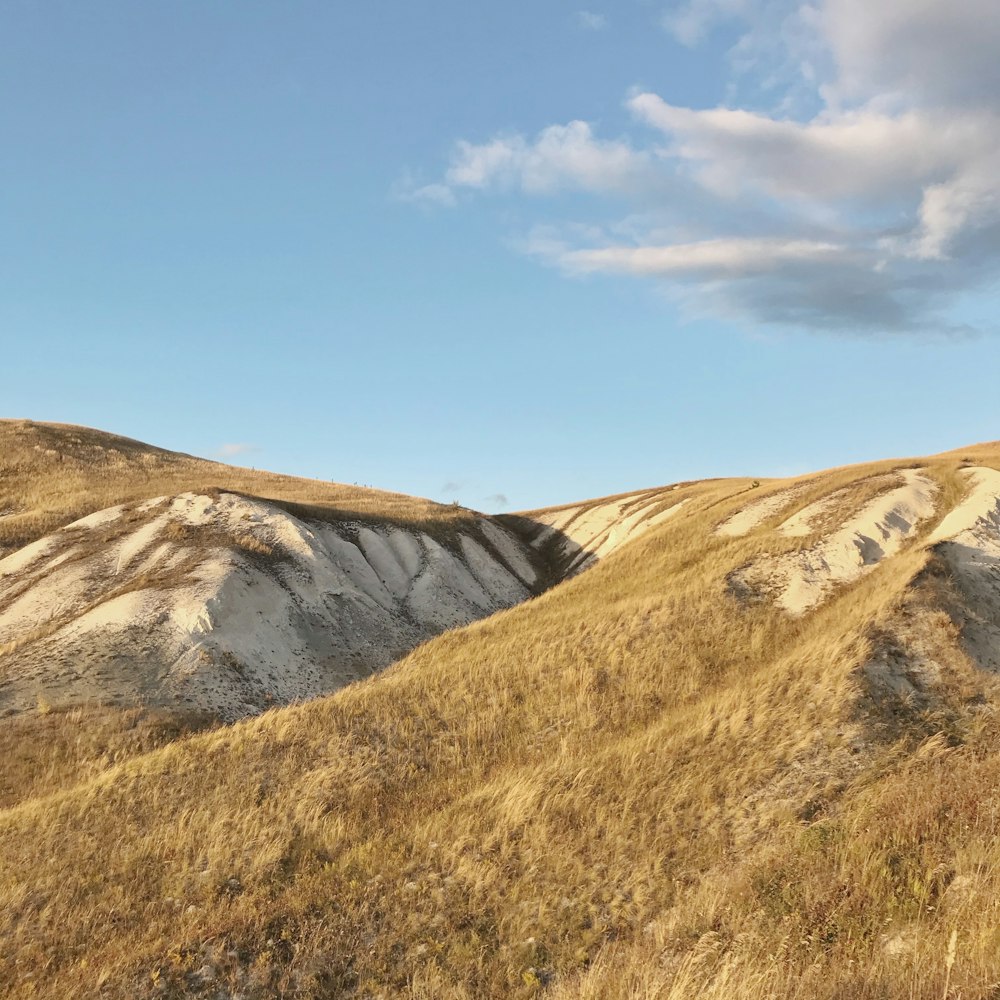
left=0, top=419, right=472, bottom=559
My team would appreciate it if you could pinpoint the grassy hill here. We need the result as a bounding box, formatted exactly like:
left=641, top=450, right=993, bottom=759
left=2, top=435, right=1000, bottom=998
left=0, top=421, right=547, bottom=720
left=0, top=419, right=474, bottom=561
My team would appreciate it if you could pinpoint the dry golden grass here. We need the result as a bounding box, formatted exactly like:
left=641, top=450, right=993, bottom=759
left=0, top=705, right=217, bottom=811
left=231, top=532, right=279, bottom=560
left=1, top=433, right=999, bottom=998
left=0, top=420, right=474, bottom=559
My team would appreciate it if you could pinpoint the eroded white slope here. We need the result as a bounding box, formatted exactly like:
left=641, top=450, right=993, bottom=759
left=732, top=470, right=939, bottom=614
left=715, top=485, right=804, bottom=537
left=0, top=492, right=538, bottom=719
left=517, top=490, right=688, bottom=575
left=776, top=475, right=898, bottom=538
left=927, top=467, right=1000, bottom=670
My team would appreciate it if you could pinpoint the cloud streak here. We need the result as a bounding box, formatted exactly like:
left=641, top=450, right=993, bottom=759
left=576, top=11, right=607, bottom=31
left=215, top=443, right=259, bottom=459
left=443, top=121, right=651, bottom=196
left=410, top=0, right=1000, bottom=335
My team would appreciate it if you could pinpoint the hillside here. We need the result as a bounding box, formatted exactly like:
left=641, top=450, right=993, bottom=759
left=2, top=434, right=1000, bottom=998
left=0, top=420, right=473, bottom=558
left=0, top=421, right=706, bottom=720
left=0, top=421, right=548, bottom=718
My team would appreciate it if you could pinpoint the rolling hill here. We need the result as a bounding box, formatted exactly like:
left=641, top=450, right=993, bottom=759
left=0, top=421, right=695, bottom=720
left=2, top=423, right=1000, bottom=998
left=0, top=420, right=546, bottom=718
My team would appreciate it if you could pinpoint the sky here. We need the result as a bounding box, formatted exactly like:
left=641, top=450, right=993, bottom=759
left=2, top=0, right=999, bottom=510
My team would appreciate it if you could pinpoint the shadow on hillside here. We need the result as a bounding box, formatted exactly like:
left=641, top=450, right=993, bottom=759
left=494, top=512, right=594, bottom=588
left=933, top=540, right=1000, bottom=673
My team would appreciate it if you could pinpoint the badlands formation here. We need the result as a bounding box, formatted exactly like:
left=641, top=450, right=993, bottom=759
left=6, top=423, right=1000, bottom=998
left=0, top=490, right=539, bottom=719
left=1, top=421, right=1000, bottom=721
left=0, top=421, right=692, bottom=719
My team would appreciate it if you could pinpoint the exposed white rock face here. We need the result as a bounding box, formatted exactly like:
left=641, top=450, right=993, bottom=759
left=0, top=492, right=539, bottom=720
left=927, top=468, right=1000, bottom=671
left=514, top=490, right=689, bottom=576
left=730, top=470, right=940, bottom=614
left=715, top=485, right=805, bottom=537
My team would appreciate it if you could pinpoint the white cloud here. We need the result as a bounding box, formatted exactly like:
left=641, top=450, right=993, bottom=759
left=409, top=0, right=1000, bottom=334
left=216, top=443, right=258, bottom=459
left=822, top=0, right=1000, bottom=107
left=909, top=157, right=1000, bottom=261
left=442, top=121, right=650, bottom=196
left=626, top=92, right=1000, bottom=263
left=407, top=182, right=457, bottom=207
left=564, top=238, right=845, bottom=277
left=391, top=171, right=458, bottom=207
left=576, top=11, right=607, bottom=30
left=628, top=94, right=982, bottom=204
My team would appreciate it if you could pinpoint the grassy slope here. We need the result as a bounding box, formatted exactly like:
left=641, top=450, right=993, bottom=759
left=2, top=442, right=1000, bottom=997
left=0, top=420, right=476, bottom=559
left=0, top=705, right=218, bottom=811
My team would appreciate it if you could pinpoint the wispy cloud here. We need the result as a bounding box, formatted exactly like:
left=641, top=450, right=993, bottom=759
left=576, top=11, right=607, bottom=31
left=391, top=169, right=458, bottom=207
left=407, top=0, right=1000, bottom=335
left=442, top=121, right=651, bottom=196
left=564, top=238, right=845, bottom=277
left=441, top=480, right=463, bottom=494
left=662, top=0, right=749, bottom=47
left=215, top=443, right=259, bottom=459
left=484, top=493, right=509, bottom=509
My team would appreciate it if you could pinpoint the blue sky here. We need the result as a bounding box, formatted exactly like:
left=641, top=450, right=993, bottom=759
left=3, top=1, right=999, bottom=510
